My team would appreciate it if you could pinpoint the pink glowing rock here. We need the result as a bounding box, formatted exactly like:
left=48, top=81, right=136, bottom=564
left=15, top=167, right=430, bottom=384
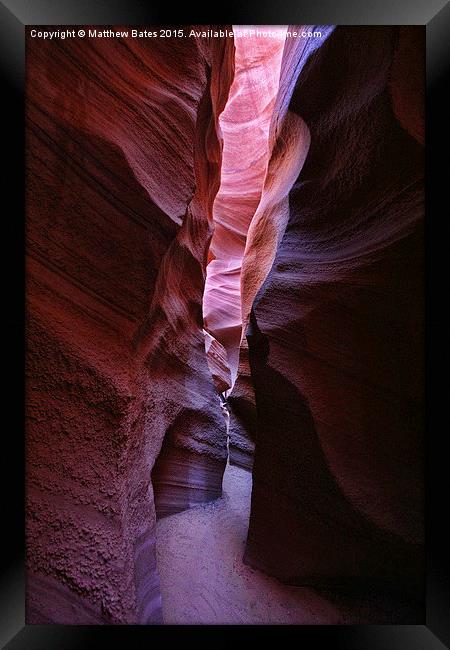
left=203, top=27, right=287, bottom=387
left=225, top=31, right=313, bottom=472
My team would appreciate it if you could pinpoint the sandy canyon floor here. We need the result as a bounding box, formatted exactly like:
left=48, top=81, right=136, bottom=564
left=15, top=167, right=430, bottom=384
left=155, top=462, right=386, bottom=625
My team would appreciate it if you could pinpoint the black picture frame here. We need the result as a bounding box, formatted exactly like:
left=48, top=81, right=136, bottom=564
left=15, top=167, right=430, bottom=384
left=2, top=0, right=448, bottom=646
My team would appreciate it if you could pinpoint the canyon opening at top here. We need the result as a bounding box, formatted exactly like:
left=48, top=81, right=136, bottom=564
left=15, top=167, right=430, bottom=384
left=203, top=26, right=287, bottom=394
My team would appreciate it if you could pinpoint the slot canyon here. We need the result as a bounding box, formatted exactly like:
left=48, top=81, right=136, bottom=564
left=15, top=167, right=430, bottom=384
left=26, top=24, right=424, bottom=624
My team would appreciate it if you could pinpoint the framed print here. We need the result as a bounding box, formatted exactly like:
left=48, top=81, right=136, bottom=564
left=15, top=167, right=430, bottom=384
left=1, top=0, right=448, bottom=646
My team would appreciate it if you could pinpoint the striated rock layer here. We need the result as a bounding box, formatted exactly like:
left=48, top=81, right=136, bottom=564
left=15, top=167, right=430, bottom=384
left=26, top=27, right=234, bottom=624
left=203, top=330, right=232, bottom=394
left=242, top=26, right=425, bottom=608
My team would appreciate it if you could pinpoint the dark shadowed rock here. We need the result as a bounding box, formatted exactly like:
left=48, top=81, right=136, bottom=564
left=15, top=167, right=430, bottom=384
left=243, top=26, right=424, bottom=611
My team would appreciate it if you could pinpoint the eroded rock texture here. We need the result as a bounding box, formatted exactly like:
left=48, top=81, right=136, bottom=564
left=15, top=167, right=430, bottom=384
left=26, top=27, right=234, bottom=624
left=243, top=26, right=425, bottom=609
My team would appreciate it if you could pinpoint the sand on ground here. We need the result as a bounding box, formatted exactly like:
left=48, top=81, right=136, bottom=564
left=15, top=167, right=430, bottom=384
left=155, top=462, right=355, bottom=624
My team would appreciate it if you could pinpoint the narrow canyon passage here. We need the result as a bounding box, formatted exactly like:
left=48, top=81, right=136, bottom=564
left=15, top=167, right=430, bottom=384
left=156, top=461, right=342, bottom=625
left=203, top=27, right=287, bottom=388
left=154, top=30, right=311, bottom=623
left=155, top=458, right=413, bottom=624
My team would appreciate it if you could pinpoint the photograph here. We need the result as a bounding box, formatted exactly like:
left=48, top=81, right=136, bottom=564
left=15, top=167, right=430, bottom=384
left=24, top=23, right=425, bottom=626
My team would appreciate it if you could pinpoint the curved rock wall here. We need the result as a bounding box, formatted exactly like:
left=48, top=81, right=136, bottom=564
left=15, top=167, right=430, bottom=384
left=243, top=26, right=424, bottom=605
left=26, top=27, right=234, bottom=624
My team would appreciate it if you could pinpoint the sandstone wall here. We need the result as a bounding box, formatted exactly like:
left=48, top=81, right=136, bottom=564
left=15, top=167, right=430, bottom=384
left=243, top=27, right=424, bottom=605
left=26, top=27, right=234, bottom=623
